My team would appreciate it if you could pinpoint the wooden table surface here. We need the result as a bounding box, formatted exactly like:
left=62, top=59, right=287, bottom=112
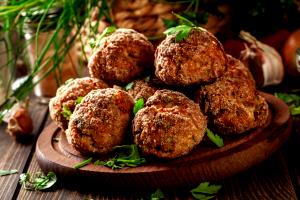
left=0, top=96, right=299, bottom=200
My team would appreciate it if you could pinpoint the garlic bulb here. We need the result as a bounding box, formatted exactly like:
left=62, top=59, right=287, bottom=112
left=239, top=31, right=284, bottom=87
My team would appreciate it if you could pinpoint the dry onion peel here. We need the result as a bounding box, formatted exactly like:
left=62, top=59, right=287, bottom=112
left=239, top=31, right=284, bottom=87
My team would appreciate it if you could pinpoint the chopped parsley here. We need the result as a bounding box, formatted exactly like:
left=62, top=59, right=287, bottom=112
left=133, top=98, right=145, bottom=115
left=94, top=144, right=146, bottom=170
left=275, top=92, right=300, bottom=116
left=75, top=96, right=84, bottom=105
left=19, top=172, right=57, bottom=190
left=150, top=189, right=164, bottom=200
left=91, top=26, right=116, bottom=48
left=206, top=129, right=224, bottom=148
left=61, top=105, right=72, bottom=120
left=190, top=182, right=222, bottom=200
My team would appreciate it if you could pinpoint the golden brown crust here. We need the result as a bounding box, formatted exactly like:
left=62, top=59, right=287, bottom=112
left=66, top=88, right=134, bottom=154
left=49, top=77, right=108, bottom=130
left=88, top=28, right=154, bottom=85
left=195, top=55, right=269, bottom=135
left=127, top=79, right=158, bottom=101
left=132, top=89, right=207, bottom=159
left=155, top=28, right=227, bottom=86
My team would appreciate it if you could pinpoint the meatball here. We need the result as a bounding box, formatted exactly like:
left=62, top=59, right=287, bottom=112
left=155, top=28, right=227, bottom=86
left=49, top=77, right=108, bottom=130
left=132, top=90, right=207, bottom=159
left=195, top=56, right=269, bottom=135
left=127, top=79, right=158, bottom=101
left=88, top=28, right=154, bottom=85
left=66, top=88, right=134, bottom=154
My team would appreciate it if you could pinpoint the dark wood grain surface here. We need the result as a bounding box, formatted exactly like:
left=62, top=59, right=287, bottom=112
left=0, top=99, right=48, bottom=200
left=0, top=97, right=299, bottom=200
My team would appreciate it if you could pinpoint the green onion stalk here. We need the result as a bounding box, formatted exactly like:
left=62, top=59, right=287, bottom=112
left=0, top=0, right=113, bottom=123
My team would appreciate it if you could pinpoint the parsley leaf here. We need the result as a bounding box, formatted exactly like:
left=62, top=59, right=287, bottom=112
left=173, top=13, right=196, bottom=27
left=61, top=105, right=72, bottom=120
left=133, top=98, right=145, bottom=115
left=164, top=25, right=192, bottom=43
left=94, top=144, right=146, bottom=170
left=124, top=82, right=134, bottom=91
left=0, top=169, right=18, bottom=176
left=19, top=172, right=57, bottom=190
left=74, top=157, right=93, bottom=169
left=91, top=26, right=116, bottom=48
left=275, top=92, right=300, bottom=116
left=75, top=96, right=84, bottom=105
left=151, top=189, right=164, bottom=200
left=206, top=129, right=224, bottom=147
left=191, top=182, right=222, bottom=200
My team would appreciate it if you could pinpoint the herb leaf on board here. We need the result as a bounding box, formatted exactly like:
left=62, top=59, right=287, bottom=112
left=0, top=169, right=18, bottom=176
left=275, top=92, right=300, bottom=116
left=74, top=157, right=93, bottom=169
left=19, top=172, right=57, bottom=190
left=94, top=144, right=146, bottom=170
left=191, top=182, right=222, bottom=200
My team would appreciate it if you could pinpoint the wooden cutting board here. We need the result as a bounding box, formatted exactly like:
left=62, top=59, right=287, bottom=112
left=35, top=92, right=292, bottom=190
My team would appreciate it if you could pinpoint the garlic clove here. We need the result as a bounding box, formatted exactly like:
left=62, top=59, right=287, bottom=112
left=239, top=31, right=285, bottom=87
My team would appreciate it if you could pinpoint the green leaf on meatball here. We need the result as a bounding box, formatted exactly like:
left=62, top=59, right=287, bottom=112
left=133, top=98, right=145, bottom=115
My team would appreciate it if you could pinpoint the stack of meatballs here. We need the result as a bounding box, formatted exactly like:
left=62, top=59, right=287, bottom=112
left=49, top=27, right=269, bottom=160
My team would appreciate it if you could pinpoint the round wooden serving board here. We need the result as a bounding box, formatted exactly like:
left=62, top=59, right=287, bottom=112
left=36, top=92, right=292, bottom=190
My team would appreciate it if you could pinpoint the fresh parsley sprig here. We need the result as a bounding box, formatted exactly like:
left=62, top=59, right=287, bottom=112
left=275, top=92, right=300, bottom=116
left=19, top=171, right=57, bottom=191
left=94, top=144, right=146, bottom=170
left=163, top=13, right=204, bottom=42
left=0, top=169, right=18, bottom=176
left=190, top=182, right=222, bottom=200
left=206, top=129, right=224, bottom=148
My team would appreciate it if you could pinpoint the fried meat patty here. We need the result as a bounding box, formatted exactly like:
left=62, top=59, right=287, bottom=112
left=127, top=79, right=158, bottom=101
left=88, top=28, right=154, bottom=85
left=155, top=28, right=227, bottom=86
left=195, top=55, right=269, bottom=135
left=49, top=77, right=108, bottom=130
left=132, top=90, right=207, bottom=159
left=66, top=88, right=134, bottom=154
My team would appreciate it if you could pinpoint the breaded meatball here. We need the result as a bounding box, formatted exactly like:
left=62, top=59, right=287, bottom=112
left=88, top=28, right=154, bottom=85
left=49, top=77, right=108, bottom=130
left=66, top=88, right=134, bottom=154
left=132, top=90, right=207, bottom=159
left=127, top=79, right=158, bottom=101
left=195, top=56, right=269, bottom=135
left=155, top=28, right=227, bottom=86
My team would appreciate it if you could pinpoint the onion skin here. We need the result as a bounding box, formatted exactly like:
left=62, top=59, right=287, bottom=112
left=282, top=29, right=300, bottom=76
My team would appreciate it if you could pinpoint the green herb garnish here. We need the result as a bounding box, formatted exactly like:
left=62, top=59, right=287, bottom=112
left=151, top=189, right=164, bottom=200
left=0, top=169, right=18, bottom=176
left=133, top=98, right=145, bottom=115
left=19, top=171, right=57, bottom=190
left=164, top=24, right=193, bottom=42
left=124, top=82, right=134, bottom=91
left=74, top=157, right=93, bottom=169
left=92, top=26, right=116, bottom=48
left=275, top=92, right=300, bottom=116
left=190, top=182, right=222, bottom=200
left=206, top=129, right=224, bottom=148
left=64, top=78, right=74, bottom=85
left=61, top=105, right=72, bottom=120
left=75, top=96, right=84, bottom=105
left=94, top=144, right=146, bottom=170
